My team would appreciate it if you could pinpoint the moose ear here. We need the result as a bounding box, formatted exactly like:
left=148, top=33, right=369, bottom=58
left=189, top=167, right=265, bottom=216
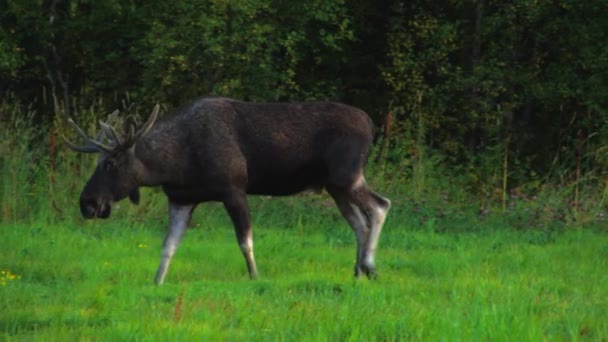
left=129, top=188, right=140, bottom=205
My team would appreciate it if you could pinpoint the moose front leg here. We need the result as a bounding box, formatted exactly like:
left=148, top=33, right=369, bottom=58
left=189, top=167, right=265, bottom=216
left=154, top=203, right=194, bottom=285
left=223, top=190, right=258, bottom=279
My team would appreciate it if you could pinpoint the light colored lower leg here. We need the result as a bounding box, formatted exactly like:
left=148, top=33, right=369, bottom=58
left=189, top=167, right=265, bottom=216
left=348, top=203, right=369, bottom=266
left=363, top=198, right=391, bottom=268
left=240, top=235, right=258, bottom=279
left=329, top=185, right=372, bottom=276
left=154, top=204, right=193, bottom=285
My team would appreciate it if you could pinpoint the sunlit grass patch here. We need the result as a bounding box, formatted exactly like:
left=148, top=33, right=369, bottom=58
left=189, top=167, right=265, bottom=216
left=0, top=270, right=20, bottom=286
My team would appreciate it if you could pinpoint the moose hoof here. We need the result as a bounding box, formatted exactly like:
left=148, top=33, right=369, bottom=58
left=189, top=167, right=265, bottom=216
left=354, top=264, right=363, bottom=278
left=363, top=265, right=377, bottom=280
left=354, top=263, right=377, bottom=279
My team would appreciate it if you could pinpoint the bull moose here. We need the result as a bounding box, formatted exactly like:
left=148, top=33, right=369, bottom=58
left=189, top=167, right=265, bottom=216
left=64, top=97, right=391, bottom=284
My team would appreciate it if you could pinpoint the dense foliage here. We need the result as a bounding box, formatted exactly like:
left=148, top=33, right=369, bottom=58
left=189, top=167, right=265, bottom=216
left=1, top=0, right=607, bottom=215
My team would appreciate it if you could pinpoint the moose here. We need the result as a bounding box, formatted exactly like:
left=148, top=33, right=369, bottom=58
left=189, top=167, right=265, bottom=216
left=65, top=97, right=391, bottom=285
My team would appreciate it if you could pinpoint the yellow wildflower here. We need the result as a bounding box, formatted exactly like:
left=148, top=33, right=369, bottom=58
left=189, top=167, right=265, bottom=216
left=0, top=270, right=20, bottom=285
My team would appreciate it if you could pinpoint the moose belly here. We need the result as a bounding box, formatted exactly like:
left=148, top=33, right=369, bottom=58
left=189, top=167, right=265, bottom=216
left=162, top=162, right=327, bottom=203
left=246, top=162, right=327, bottom=196
left=162, top=183, right=227, bottom=204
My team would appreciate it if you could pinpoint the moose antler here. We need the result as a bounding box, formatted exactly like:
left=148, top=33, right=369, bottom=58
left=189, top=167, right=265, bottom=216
left=124, top=104, right=160, bottom=146
left=63, top=105, right=160, bottom=153
left=63, top=117, right=114, bottom=153
left=99, top=109, right=123, bottom=145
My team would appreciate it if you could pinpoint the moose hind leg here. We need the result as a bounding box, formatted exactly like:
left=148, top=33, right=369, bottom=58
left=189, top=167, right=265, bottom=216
left=223, top=191, right=258, bottom=279
left=327, top=186, right=370, bottom=277
left=154, top=203, right=194, bottom=285
left=364, top=188, right=391, bottom=276
left=351, top=182, right=391, bottom=278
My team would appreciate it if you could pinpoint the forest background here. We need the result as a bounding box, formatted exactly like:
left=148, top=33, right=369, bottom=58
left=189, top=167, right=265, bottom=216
left=0, top=0, right=607, bottom=227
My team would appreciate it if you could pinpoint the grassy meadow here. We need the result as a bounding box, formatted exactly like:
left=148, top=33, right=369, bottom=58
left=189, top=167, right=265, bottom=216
left=1, top=101, right=608, bottom=340
left=2, top=193, right=608, bottom=341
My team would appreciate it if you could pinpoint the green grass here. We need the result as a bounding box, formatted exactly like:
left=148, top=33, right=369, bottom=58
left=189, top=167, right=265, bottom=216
left=2, top=198, right=607, bottom=341
left=1, top=93, right=607, bottom=340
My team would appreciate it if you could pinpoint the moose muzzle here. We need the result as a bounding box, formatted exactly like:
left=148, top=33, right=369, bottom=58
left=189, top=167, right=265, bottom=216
left=80, top=197, right=112, bottom=219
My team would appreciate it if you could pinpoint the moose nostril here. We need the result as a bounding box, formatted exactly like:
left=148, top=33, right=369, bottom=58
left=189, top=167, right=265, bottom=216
left=80, top=199, right=98, bottom=219
left=99, top=204, right=111, bottom=218
left=82, top=205, right=96, bottom=219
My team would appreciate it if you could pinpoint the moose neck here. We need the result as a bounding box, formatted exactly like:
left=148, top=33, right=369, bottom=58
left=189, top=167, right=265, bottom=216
left=133, top=130, right=186, bottom=187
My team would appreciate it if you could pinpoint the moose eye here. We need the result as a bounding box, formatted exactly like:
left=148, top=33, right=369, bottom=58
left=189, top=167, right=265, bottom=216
left=103, top=159, right=117, bottom=172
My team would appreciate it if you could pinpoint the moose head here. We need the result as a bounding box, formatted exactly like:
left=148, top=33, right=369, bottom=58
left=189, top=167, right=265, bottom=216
left=64, top=105, right=159, bottom=219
